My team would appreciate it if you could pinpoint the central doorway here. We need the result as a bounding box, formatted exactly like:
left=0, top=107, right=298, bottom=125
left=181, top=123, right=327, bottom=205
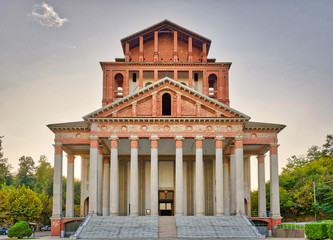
left=159, top=190, right=174, bottom=216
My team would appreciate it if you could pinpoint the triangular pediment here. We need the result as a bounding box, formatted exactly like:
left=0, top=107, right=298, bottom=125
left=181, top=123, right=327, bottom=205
left=83, top=77, right=250, bottom=120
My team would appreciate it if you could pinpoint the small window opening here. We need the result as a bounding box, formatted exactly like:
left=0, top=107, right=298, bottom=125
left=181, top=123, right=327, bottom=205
left=194, top=73, right=198, bottom=82
left=115, top=73, right=124, bottom=98
left=162, top=93, right=171, bottom=116
left=133, top=73, right=137, bottom=82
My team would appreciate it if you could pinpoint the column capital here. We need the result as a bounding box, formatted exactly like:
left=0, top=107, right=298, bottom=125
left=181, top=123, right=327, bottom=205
left=53, top=143, right=63, bottom=154
left=150, top=135, right=159, bottom=141
left=174, top=136, right=184, bottom=141
left=215, top=135, right=224, bottom=141
left=257, top=154, right=265, bottom=163
left=109, top=135, right=119, bottom=141
left=89, top=135, right=99, bottom=140
left=195, top=136, right=204, bottom=141
left=234, top=136, right=244, bottom=148
left=150, top=135, right=159, bottom=148
left=270, top=143, right=279, bottom=155
left=229, top=145, right=235, bottom=154
left=175, top=136, right=184, bottom=148
left=53, top=142, right=62, bottom=147
left=129, top=135, right=139, bottom=141
left=67, top=155, right=75, bottom=164
left=130, top=136, right=139, bottom=148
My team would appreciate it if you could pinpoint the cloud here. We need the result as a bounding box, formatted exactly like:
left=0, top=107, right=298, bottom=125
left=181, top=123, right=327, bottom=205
left=30, top=2, right=68, bottom=27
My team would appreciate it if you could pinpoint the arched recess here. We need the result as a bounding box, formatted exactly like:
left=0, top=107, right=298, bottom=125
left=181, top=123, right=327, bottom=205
left=208, top=74, right=217, bottom=98
left=115, top=73, right=124, bottom=98
left=162, top=93, right=172, bottom=116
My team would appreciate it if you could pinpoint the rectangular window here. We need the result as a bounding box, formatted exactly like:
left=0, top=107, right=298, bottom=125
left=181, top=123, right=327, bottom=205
left=194, top=73, right=198, bottom=82
left=133, top=73, right=137, bottom=82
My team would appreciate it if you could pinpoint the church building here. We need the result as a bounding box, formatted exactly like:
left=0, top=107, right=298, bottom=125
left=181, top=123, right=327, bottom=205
left=48, top=20, right=285, bottom=237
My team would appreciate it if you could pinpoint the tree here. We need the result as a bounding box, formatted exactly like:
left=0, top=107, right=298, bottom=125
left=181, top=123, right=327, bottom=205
left=0, top=189, right=10, bottom=223
left=16, top=156, right=36, bottom=189
left=7, top=185, right=42, bottom=222
left=35, top=155, right=53, bottom=195
left=7, top=221, right=32, bottom=239
left=38, top=192, right=52, bottom=226
left=0, top=136, right=13, bottom=186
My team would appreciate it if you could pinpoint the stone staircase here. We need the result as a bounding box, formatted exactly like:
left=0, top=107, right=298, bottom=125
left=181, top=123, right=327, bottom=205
left=72, top=215, right=263, bottom=239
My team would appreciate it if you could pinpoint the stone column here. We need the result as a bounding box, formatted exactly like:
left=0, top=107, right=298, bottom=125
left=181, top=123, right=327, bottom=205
left=215, top=136, right=224, bottom=215
left=80, top=156, right=89, bottom=217
left=97, top=147, right=103, bottom=216
left=109, top=136, right=119, bottom=216
left=66, top=155, right=75, bottom=217
left=195, top=136, right=205, bottom=216
left=223, top=156, right=230, bottom=216
left=229, top=146, right=236, bottom=215
left=103, top=156, right=110, bottom=216
left=258, top=155, right=266, bottom=217
left=235, top=136, right=245, bottom=215
left=175, top=136, right=184, bottom=215
left=244, top=156, right=251, bottom=217
left=130, top=136, right=139, bottom=216
left=270, top=144, right=281, bottom=218
left=52, top=143, right=63, bottom=218
left=150, top=135, right=159, bottom=216
left=80, top=156, right=86, bottom=216
left=89, top=136, right=99, bottom=215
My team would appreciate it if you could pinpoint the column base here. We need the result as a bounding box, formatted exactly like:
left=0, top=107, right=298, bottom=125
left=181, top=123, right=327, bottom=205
left=130, top=213, right=138, bottom=216
left=109, top=213, right=119, bottom=216
left=216, top=213, right=224, bottom=216
left=51, top=218, right=61, bottom=237
left=195, top=213, right=205, bottom=216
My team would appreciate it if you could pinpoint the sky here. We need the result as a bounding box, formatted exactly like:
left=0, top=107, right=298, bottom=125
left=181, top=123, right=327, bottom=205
left=0, top=0, right=332, bottom=190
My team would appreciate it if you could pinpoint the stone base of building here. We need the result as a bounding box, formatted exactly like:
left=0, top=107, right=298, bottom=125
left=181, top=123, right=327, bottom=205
left=250, top=217, right=282, bottom=231
left=51, top=217, right=85, bottom=237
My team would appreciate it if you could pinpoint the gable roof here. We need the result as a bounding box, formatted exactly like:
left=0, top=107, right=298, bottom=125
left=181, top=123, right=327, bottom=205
left=83, top=77, right=250, bottom=120
left=120, top=19, right=212, bottom=55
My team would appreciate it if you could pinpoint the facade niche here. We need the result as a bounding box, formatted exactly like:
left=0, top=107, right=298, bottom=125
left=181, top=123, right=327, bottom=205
left=115, top=73, right=124, bottom=98
left=162, top=93, right=172, bottom=116
left=208, top=74, right=217, bottom=98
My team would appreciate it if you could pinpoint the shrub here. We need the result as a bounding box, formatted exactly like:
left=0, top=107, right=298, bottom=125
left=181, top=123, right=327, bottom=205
left=7, top=221, right=32, bottom=239
left=327, top=222, right=333, bottom=239
left=305, top=221, right=333, bottom=240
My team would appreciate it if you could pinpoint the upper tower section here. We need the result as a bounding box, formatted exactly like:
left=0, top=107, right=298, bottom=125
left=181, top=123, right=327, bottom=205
left=100, top=20, right=231, bottom=107
left=120, top=19, right=212, bottom=63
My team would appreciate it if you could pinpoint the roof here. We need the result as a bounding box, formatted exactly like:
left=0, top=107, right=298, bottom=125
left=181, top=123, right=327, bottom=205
left=244, top=121, right=286, bottom=132
left=47, top=121, right=89, bottom=131
left=83, top=77, right=251, bottom=120
left=120, top=19, right=212, bottom=55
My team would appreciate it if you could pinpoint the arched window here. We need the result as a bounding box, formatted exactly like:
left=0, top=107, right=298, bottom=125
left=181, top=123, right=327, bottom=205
left=208, top=74, right=217, bottom=98
left=162, top=93, right=171, bottom=116
left=208, top=74, right=217, bottom=89
left=114, top=73, right=124, bottom=98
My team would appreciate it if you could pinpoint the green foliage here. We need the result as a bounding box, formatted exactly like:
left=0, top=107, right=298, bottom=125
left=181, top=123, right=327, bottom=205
left=35, top=155, right=53, bottom=195
left=7, top=221, right=32, bottom=239
left=7, top=185, right=42, bottom=222
left=0, top=136, right=13, bottom=186
left=327, top=222, right=333, bottom=239
left=37, top=192, right=52, bottom=226
left=16, top=156, right=36, bottom=189
left=305, top=221, right=332, bottom=240
left=0, top=189, right=10, bottom=223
